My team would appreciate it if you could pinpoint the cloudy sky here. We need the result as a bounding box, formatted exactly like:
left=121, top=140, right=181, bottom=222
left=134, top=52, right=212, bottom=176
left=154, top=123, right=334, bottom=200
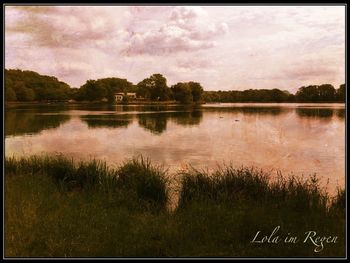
left=5, top=5, right=345, bottom=92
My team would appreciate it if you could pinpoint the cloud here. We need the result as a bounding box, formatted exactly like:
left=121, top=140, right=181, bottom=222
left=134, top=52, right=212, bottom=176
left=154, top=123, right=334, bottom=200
left=283, top=63, right=339, bottom=82
left=122, top=6, right=229, bottom=55
left=6, top=6, right=127, bottom=49
left=176, top=57, right=212, bottom=70
left=5, top=5, right=345, bottom=91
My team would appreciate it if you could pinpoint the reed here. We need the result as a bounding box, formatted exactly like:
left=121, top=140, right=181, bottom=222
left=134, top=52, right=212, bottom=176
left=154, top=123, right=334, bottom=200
left=4, top=155, right=345, bottom=257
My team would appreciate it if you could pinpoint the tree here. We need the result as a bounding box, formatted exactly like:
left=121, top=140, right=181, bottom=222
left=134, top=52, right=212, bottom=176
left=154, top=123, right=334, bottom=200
left=171, top=82, right=193, bottom=104
left=76, top=80, right=108, bottom=101
left=122, top=93, right=129, bottom=104
left=270, top=89, right=288, bottom=102
left=16, top=86, right=35, bottom=101
left=137, top=74, right=171, bottom=101
left=295, top=84, right=336, bottom=102
left=296, top=85, right=319, bottom=102
left=136, top=78, right=153, bottom=99
left=318, top=84, right=336, bottom=101
left=151, top=74, right=172, bottom=100
left=6, top=87, right=17, bottom=101
left=188, top=82, right=204, bottom=102
left=76, top=77, right=133, bottom=102
left=5, top=69, right=72, bottom=101
left=336, top=84, right=345, bottom=102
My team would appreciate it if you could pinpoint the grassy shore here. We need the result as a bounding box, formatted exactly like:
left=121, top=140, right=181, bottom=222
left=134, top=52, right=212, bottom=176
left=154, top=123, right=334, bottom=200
left=5, top=156, right=345, bottom=257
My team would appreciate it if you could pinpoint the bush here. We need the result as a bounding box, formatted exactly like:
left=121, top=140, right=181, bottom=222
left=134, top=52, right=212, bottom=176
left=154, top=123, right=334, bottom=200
left=117, top=157, right=168, bottom=210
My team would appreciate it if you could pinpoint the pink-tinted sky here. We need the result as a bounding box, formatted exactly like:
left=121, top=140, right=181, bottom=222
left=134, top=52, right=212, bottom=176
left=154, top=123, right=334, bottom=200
left=5, top=5, right=345, bottom=92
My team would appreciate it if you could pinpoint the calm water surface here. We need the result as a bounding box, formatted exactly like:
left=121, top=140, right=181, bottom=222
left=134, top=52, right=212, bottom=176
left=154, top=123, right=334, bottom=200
left=5, top=103, right=345, bottom=193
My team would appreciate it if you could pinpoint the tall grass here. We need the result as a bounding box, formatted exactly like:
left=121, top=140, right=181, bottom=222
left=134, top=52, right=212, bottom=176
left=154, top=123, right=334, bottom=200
left=175, top=166, right=345, bottom=257
left=330, top=188, right=346, bottom=213
left=5, top=155, right=168, bottom=210
left=5, top=155, right=344, bottom=212
left=4, top=155, right=345, bottom=257
left=117, top=157, right=168, bottom=210
left=178, top=166, right=331, bottom=212
left=178, top=167, right=270, bottom=207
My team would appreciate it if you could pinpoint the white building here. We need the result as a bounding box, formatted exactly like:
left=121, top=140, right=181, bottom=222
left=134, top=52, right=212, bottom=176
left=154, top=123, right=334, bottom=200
left=114, top=92, right=137, bottom=101
left=115, top=93, right=124, bottom=101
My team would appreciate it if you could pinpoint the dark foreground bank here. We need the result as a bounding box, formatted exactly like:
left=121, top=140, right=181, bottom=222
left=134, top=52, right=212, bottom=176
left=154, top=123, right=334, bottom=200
left=5, top=156, right=345, bottom=257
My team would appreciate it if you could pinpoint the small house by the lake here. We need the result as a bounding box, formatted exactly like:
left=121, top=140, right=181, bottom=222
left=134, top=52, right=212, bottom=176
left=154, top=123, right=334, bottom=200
left=115, top=93, right=124, bottom=101
left=114, top=92, right=137, bottom=102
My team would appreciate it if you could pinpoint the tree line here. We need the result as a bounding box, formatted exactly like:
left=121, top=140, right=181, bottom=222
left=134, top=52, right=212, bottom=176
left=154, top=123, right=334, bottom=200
left=5, top=69, right=73, bottom=102
left=5, top=70, right=204, bottom=104
left=5, top=69, right=345, bottom=103
left=75, top=73, right=204, bottom=104
left=204, top=84, right=345, bottom=103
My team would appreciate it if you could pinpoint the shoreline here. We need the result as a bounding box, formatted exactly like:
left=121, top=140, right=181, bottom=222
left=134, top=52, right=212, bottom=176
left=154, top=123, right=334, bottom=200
left=4, top=101, right=345, bottom=107
left=4, top=100, right=200, bottom=107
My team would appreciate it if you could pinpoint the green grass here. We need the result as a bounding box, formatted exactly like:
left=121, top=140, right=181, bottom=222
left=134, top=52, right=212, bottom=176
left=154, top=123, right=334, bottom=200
left=176, top=167, right=345, bottom=257
left=178, top=167, right=330, bottom=211
left=4, top=156, right=345, bottom=257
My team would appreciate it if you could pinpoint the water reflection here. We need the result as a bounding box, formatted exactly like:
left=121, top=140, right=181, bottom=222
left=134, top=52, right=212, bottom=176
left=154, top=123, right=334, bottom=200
left=5, top=103, right=345, bottom=195
left=169, top=111, right=203, bottom=126
left=80, top=114, right=132, bottom=128
left=138, top=113, right=168, bottom=134
left=5, top=110, right=70, bottom=136
left=74, top=104, right=187, bottom=113
left=5, top=105, right=344, bottom=137
left=336, top=109, right=345, bottom=119
left=202, top=106, right=290, bottom=116
left=137, top=110, right=203, bottom=134
left=295, top=108, right=342, bottom=119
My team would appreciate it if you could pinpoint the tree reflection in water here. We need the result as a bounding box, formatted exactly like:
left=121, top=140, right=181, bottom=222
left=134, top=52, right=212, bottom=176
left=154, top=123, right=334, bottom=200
left=137, top=110, right=203, bottom=135
left=296, top=108, right=334, bottom=119
left=80, top=114, right=132, bottom=128
left=5, top=110, right=71, bottom=136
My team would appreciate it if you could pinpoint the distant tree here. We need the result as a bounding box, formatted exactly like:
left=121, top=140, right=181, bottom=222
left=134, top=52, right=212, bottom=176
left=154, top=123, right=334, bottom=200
left=152, top=74, right=172, bottom=100
left=76, top=80, right=108, bottom=101
left=203, top=88, right=297, bottom=103
left=6, top=87, right=17, bottom=101
left=203, top=90, right=221, bottom=102
left=282, top=90, right=296, bottom=102
left=137, top=74, right=171, bottom=101
left=136, top=78, right=153, bottom=99
left=295, top=84, right=336, bottom=102
left=270, top=89, right=288, bottom=102
left=97, top=78, right=133, bottom=93
left=16, top=86, right=35, bottom=101
left=296, top=85, right=319, bottom=102
left=5, top=69, right=72, bottom=101
left=69, top=77, right=132, bottom=102
left=336, top=84, right=345, bottom=102
left=318, top=84, right=336, bottom=101
left=171, top=82, right=193, bottom=104
left=107, top=89, right=116, bottom=103
left=188, top=82, right=204, bottom=102
left=287, top=93, right=296, bottom=102
left=75, top=77, right=133, bottom=102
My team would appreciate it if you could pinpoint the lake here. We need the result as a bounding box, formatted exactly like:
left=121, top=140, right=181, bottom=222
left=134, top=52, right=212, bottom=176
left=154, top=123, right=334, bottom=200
left=5, top=103, right=345, bottom=194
